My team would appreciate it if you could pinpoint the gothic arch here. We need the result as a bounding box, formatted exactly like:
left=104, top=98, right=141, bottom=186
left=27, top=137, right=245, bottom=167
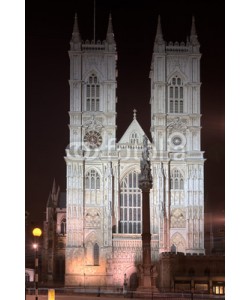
left=85, top=230, right=99, bottom=244
left=85, top=166, right=101, bottom=175
left=124, top=265, right=138, bottom=290
left=59, top=216, right=67, bottom=235
left=119, top=169, right=142, bottom=234
left=120, top=165, right=140, bottom=180
left=58, top=214, right=66, bottom=224
left=167, top=68, right=187, bottom=84
left=167, top=72, right=187, bottom=114
left=83, top=69, right=104, bottom=83
left=170, top=232, right=186, bottom=253
left=171, top=167, right=185, bottom=178
left=170, top=168, right=185, bottom=190
left=83, top=71, right=102, bottom=112
left=84, top=231, right=101, bottom=266
left=129, top=131, right=140, bottom=144
left=85, top=168, right=101, bottom=190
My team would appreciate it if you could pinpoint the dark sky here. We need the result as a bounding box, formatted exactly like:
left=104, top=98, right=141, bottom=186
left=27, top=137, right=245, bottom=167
left=26, top=0, right=225, bottom=230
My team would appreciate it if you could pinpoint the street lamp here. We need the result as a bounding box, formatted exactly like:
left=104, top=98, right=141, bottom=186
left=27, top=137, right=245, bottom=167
left=32, top=228, right=42, bottom=300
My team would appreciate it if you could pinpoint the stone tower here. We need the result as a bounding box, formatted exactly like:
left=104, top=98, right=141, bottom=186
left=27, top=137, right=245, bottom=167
left=65, top=13, right=118, bottom=286
left=150, top=16, right=205, bottom=254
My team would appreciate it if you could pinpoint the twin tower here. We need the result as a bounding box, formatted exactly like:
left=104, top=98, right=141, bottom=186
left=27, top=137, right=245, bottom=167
left=65, top=13, right=205, bottom=287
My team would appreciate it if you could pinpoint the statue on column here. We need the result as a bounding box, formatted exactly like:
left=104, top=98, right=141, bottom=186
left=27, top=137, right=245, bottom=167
left=139, top=135, right=152, bottom=184
left=137, top=135, right=158, bottom=292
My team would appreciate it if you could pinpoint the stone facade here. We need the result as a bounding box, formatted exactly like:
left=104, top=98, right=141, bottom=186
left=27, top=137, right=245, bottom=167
left=42, top=13, right=212, bottom=290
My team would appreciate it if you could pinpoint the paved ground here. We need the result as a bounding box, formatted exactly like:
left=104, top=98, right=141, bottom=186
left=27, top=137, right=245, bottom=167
left=25, top=293, right=225, bottom=300
left=25, top=291, right=152, bottom=300
left=25, top=292, right=165, bottom=300
left=25, top=287, right=225, bottom=300
left=26, top=296, right=125, bottom=300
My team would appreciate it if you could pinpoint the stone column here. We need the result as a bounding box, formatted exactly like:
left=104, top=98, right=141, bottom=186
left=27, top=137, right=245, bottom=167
left=137, top=136, right=158, bottom=292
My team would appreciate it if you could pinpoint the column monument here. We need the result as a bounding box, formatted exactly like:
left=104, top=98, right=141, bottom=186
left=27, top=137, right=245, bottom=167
left=137, top=135, right=158, bottom=292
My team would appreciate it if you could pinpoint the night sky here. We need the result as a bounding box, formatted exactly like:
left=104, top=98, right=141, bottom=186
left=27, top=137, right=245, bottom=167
left=26, top=0, right=225, bottom=230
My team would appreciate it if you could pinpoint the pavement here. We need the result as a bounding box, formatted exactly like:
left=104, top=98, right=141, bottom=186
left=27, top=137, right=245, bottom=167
left=26, top=296, right=126, bottom=300
left=25, top=292, right=225, bottom=300
left=25, top=290, right=149, bottom=300
left=25, top=293, right=159, bottom=300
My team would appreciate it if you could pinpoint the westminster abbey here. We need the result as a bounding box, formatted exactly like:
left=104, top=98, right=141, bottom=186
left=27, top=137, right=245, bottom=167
left=41, top=13, right=224, bottom=293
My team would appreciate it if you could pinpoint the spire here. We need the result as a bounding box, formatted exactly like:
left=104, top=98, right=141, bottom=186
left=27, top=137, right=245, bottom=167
left=47, top=192, right=52, bottom=207
left=133, top=109, right=137, bottom=120
left=155, top=15, right=163, bottom=43
left=106, top=13, right=115, bottom=44
left=70, top=13, right=82, bottom=50
left=154, top=15, right=165, bottom=52
left=50, top=178, right=60, bottom=207
left=190, top=15, right=199, bottom=47
left=52, top=178, right=56, bottom=195
left=73, top=13, right=80, bottom=33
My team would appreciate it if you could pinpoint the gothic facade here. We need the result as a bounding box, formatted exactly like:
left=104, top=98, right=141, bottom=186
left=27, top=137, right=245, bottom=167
left=43, top=13, right=206, bottom=288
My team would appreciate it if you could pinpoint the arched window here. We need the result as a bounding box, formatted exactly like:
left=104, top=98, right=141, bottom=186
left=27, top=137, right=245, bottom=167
left=170, top=169, right=184, bottom=190
left=119, top=171, right=142, bottom=234
left=169, top=76, right=184, bottom=113
left=85, top=170, right=100, bottom=190
left=86, top=74, right=100, bottom=111
left=60, top=218, right=66, bottom=235
left=130, top=132, right=139, bottom=144
left=93, top=243, right=99, bottom=265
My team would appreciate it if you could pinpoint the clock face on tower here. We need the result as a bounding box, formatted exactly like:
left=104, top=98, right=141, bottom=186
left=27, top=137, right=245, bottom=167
left=83, top=130, right=102, bottom=149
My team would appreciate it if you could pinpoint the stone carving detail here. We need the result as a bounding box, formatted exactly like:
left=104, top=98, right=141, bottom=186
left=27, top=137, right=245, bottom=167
left=167, top=117, right=187, bottom=133
left=168, top=57, right=187, bottom=74
left=83, top=115, right=103, bottom=131
left=170, top=208, right=186, bottom=228
left=139, top=135, right=153, bottom=187
left=85, top=209, right=101, bottom=228
left=82, top=58, right=104, bottom=78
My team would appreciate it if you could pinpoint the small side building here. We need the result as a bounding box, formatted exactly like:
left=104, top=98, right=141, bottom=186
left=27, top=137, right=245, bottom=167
left=42, top=180, right=66, bottom=283
left=159, top=252, right=224, bottom=295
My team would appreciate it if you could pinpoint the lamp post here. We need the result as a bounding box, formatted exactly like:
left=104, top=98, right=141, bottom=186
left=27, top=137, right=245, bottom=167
left=32, top=228, right=42, bottom=300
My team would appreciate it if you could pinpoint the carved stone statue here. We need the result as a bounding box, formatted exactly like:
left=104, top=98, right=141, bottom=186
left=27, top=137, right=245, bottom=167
left=139, top=135, right=152, bottom=183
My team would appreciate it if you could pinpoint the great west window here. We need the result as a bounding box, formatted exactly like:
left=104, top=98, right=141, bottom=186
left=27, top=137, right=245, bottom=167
left=119, top=171, right=142, bottom=234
